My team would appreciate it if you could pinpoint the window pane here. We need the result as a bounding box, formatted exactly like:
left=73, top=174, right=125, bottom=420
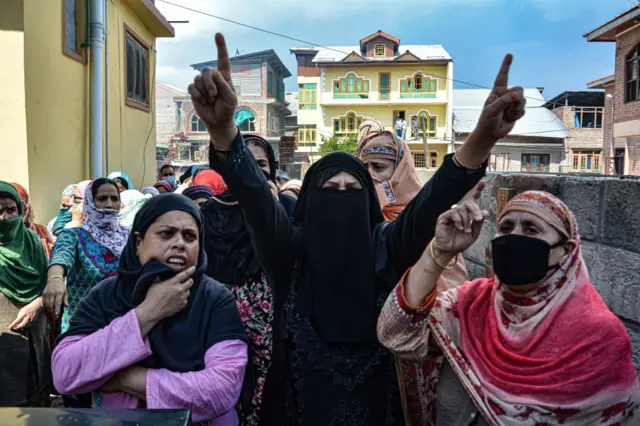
left=64, top=0, right=78, bottom=52
left=363, top=82, right=369, bottom=92
left=348, top=76, right=355, bottom=92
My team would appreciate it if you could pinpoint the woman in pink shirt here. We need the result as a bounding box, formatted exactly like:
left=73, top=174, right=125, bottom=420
left=51, top=193, right=249, bottom=426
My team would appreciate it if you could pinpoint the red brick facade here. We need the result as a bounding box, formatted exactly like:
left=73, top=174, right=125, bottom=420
left=613, top=26, right=640, bottom=122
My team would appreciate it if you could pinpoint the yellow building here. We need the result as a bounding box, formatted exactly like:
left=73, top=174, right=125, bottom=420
left=291, top=31, right=454, bottom=166
left=0, top=0, right=174, bottom=220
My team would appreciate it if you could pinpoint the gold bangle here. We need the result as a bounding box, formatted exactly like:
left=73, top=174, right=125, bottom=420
left=429, top=240, right=456, bottom=270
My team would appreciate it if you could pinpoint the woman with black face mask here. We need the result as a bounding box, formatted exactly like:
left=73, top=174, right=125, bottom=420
left=378, top=190, right=639, bottom=425
left=189, top=34, right=526, bottom=426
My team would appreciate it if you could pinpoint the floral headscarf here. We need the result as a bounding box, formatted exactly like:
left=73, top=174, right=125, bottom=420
left=426, top=191, right=639, bottom=425
left=81, top=180, right=130, bottom=256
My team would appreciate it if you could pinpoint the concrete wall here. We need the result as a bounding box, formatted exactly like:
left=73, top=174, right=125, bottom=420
left=462, top=172, right=640, bottom=373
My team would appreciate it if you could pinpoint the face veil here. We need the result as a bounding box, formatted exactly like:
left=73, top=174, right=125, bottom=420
left=293, top=152, right=384, bottom=343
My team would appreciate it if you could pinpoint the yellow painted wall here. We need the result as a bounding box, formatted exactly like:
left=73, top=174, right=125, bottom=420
left=23, top=0, right=89, bottom=222
left=321, top=65, right=450, bottom=99
left=322, top=104, right=448, bottom=139
left=0, top=0, right=30, bottom=188
left=407, top=143, right=449, bottom=169
left=2, top=0, right=160, bottom=222
left=105, top=0, right=157, bottom=191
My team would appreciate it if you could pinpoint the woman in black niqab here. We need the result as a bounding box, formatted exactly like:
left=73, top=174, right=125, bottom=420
left=294, top=152, right=383, bottom=343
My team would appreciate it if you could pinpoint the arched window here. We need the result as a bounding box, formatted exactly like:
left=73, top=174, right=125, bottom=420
left=333, top=73, right=370, bottom=99
left=234, top=109, right=256, bottom=132
left=334, top=112, right=363, bottom=136
left=411, top=111, right=437, bottom=138
left=626, top=42, right=639, bottom=102
left=400, top=73, right=437, bottom=98
left=191, top=114, right=207, bottom=132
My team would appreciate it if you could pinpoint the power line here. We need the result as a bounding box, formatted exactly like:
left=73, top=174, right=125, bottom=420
left=157, top=0, right=549, bottom=106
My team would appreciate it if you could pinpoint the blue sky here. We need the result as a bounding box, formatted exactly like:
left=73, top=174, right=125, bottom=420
left=156, top=0, right=632, bottom=99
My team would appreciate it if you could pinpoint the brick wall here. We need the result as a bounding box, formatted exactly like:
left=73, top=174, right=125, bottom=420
left=614, top=26, right=640, bottom=122
left=552, top=105, right=604, bottom=151
left=455, top=172, right=640, bottom=374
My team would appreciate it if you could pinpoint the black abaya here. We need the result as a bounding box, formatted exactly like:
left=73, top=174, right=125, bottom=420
left=211, top=133, right=486, bottom=426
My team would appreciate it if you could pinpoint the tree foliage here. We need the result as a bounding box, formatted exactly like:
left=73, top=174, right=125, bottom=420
left=319, top=134, right=358, bottom=156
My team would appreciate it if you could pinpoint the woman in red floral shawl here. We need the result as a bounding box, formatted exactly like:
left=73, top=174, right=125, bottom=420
left=378, top=188, right=639, bottom=425
left=11, top=183, right=54, bottom=258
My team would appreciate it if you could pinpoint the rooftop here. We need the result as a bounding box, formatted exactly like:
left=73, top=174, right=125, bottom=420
left=543, top=91, right=605, bottom=109
left=453, top=88, right=568, bottom=139
left=583, top=5, right=640, bottom=42
left=587, top=74, right=616, bottom=89
left=290, top=45, right=451, bottom=64
left=191, top=49, right=292, bottom=78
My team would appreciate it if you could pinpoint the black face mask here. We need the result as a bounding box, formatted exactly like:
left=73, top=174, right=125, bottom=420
left=492, top=234, right=565, bottom=287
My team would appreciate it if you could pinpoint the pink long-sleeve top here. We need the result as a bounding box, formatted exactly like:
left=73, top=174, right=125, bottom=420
left=52, top=309, right=248, bottom=425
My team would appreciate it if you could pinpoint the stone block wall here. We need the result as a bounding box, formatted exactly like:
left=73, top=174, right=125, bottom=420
left=462, top=172, right=640, bottom=373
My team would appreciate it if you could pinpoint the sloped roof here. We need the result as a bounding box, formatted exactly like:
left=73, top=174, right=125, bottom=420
left=360, top=30, right=400, bottom=46
left=453, top=89, right=568, bottom=138
left=191, top=49, right=292, bottom=78
left=292, top=45, right=451, bottom=63
left=156, top=81, right=187, bottom=96
left=583, top=5, right=640, bottom=42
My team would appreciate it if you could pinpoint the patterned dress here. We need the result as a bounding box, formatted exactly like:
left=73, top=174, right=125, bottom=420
left=229, top=271, right=274, bottom=426
left=50, top=228, right=119, bottom=333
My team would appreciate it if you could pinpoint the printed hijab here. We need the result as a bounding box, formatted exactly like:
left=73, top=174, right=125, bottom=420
left=81, top=180, right=130, bottom=256
left=0, top=182, right=48, bottom=304
left=357, top=119, right=422, bottom=221
left=428, top=191, right=639, bottom=425
left=193, top=170, right=228, bottom=195
left=293, top=152, right=384, bottom=343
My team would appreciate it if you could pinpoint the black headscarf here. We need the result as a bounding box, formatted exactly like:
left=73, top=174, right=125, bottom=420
left=201, top=192, right=260, bottom=285
left=244, top=135, right=277, bottom=183
left=294, top=152, right=384, bottom=344
left=61, top=193, right=247, bottom=371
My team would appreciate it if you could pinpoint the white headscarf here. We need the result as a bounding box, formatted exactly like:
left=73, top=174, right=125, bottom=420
left=118, top=190, right=151, bottom=228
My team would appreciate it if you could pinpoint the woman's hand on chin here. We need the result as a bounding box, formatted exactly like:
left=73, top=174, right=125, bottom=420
left=135, top=266, right=195, bottom=337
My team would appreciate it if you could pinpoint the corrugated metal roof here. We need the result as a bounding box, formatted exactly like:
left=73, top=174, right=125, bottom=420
left=453, top=89, right=568, bottom=138
left=291, top=45, right=451, bottom=63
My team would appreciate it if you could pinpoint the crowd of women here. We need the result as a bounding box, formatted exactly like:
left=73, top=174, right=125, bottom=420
left=0, top=33, right=638, bottom=426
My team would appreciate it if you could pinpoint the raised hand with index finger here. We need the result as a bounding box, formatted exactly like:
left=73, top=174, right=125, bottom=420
left=188, top=33, right=239, bottom=152
left=455, top=54, right=526, bottom=169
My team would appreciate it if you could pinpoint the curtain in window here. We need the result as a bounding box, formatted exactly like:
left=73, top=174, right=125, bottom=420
left=234, top=110, right=255, bottom=126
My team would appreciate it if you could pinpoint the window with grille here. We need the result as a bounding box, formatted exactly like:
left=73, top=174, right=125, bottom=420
left=334, top=73, right=369, bottom=99
left=413, top=153, right=426, bottom=168
left=63, top=0, right=87, bottom=62
left=299, top=84, right=317, bottom=110
left=298, top=125, right=317, bottom=146
left=627, top=43, right=639, bottom=103
left=374, top=44, right=385, bottom=56
left=379, top=73, right=390, bottom=100
left=125, top=27, right=149, bottom=110
left=400, top=73, right=436, bottom=98
left=334, top=112, right=363, bottom=136
left=521, top=154, right=550, bottom=172
left=571, top=150, right=602, bottom=172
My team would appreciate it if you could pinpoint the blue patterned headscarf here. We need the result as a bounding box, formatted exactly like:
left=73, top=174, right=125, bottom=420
left=107, top=171, right=134, bottom=190
left=81, top=180, right=130, bottom=256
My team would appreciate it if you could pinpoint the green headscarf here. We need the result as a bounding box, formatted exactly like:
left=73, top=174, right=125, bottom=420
left=0, top=182, right=47, bottom=304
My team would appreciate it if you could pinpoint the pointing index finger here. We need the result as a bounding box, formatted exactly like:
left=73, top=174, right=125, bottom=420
left=470, top=181, right=485, bottom=202
left=493, top=53, right=513, bottom=89
left=215, top=33, right=232, bottom=84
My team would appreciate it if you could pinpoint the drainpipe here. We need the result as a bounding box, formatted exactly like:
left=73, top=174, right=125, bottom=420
left=90, top=0, right=105, bottom=179
left=104, top=0, right=109, bottom=173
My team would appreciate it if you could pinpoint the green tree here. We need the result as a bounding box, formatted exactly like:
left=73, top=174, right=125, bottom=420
left=319, top=134, right=358, bottom=156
